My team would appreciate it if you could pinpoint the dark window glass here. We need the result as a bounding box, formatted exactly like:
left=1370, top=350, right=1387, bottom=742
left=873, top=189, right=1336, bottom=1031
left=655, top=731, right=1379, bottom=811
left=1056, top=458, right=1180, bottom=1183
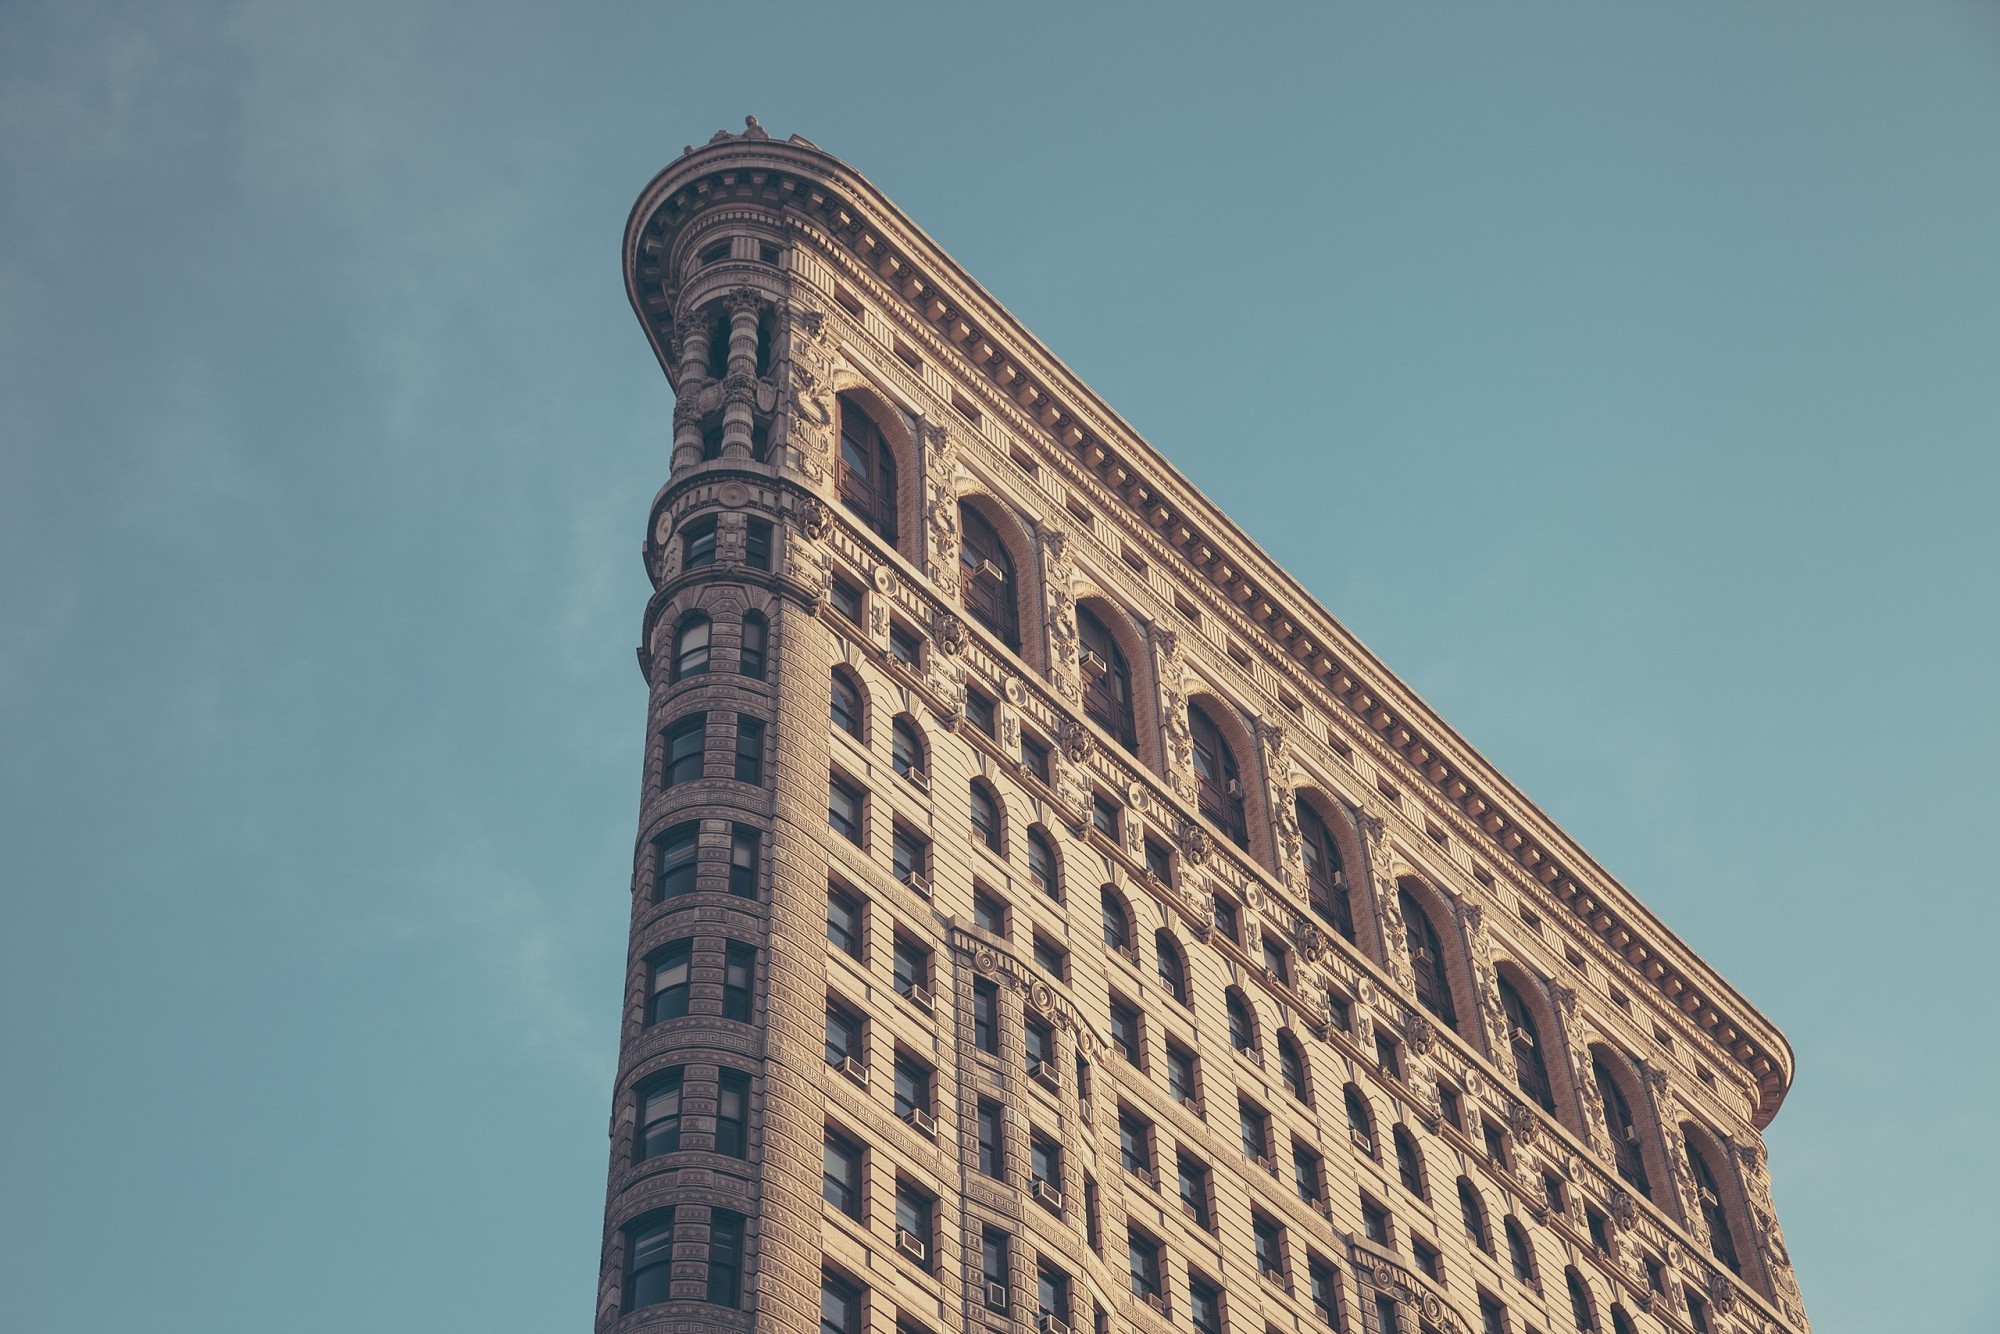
left=1298, top=798, right=1356, bottom=942
left=983, top=1228, right=1010, bottom=1299
left=1361, top=1195, right=1392, bottom=1246
left=1279, top=1032, right=1310, bottom=1102
left=1686, top=1292, right=1711, bottom=1334
left=654, top=822, right=699, bottom=900
left=1177, top=1154, right=1213, bottom=1229
left=624, top=1213, right=675, bottom=1311
left=1031, top=1136, right=1063, bottom=1190
left=1611, top=1306, right=1637, bottom=1334
left=1212, top=895, right=1240, bottom=943
left=1376, top=1033, right=1402, bottom=1080
left=823, top=1129, right=862, bottom=1217
left=891, top=717, right=925, bottom=783
left=1506, top=1218, right=1537, bottom=1283
left=895, top=1183, right=933, bottom=1267
left=1027, top=828, right=1060, bottom=900
left=1586, top=1206, right=1611, bottom=1254
left=1188, top=704, right=1248, bottom=848
left=973, top=978, right=999, bottom=1054
left=647, top=940, right=692, bottom=1024
left=706, top=1210, right=744, bottom=1307
left=1566, top=1269, right=1595, bottom=1332
left=1327, top=990, right=1353, bottom=1033
left=662, top=714, right=706, bottom=788
left=1400, top=887, right=1459, bottom=1026
left=1480, top=1293, right=1508, bottom=1334
left=1437, top=1082, right=1463, bottom=1130
left=671, top=614, right=711, bottom=682
left=715, top=1069, right=750, bottom=1157
left=824, top=1003, right=862, bottom=1067
left=728, top=825, right=759, bottom=897
left=1346, top=1086, right=1377, bottom=1156
left=821, top=1270, right=863, bottom=1334
left=1100, top=888, right=1131, bottom=950
left=744, top=519, right=772, bottom=570
left=826, top=886, right=863, bottom=957
left=1375, top=1296, right=1398, bottom=1334
left=683, top=517, right=718, bottom=569
left=893, top=1056, right=931, bottom=1119
left=1238, top=1100, right=1270, bottom=1162
left=958, top=502, right=1020, bottom=649
left=1309, top=1258, right=1343, bottom=1328
left=1252, top=1214, right=1287, bottom=1281
left=1165, top=1042, right=1198, bottom=1104
left=733, top=715, right=764, bottom=783
left=973, top=887, right=1008, bottom=935
left=1294, top=1142, right=1326, bottom=1205
left=1091, top=793, right=1120, bottom=839
left=1155, top=932, right=1188, bottom=1004
left=1038, top=1261, right=1073, bottom=1323
left=1118, top=1109, right=1152, bottom=1176
left=1593, top=1056, right=1652, bottom=1198
left=1189, top=1274, right=1222, bottom=1334
left=891, top=826, right=928, bottom=890
left=837, top=399, right=898, bottom=543
left=1109, top=999, right=1141, bottom=1066
left=830, top=672, right=862, bottom=737
left=1395, top=1127, right=1425, bottom=1198
left=1077, top=606, right=1138, bottom=750
left=892, top=937, right=929, bottom=998
left=977, top=1099, right=1004, bottom=1177
left=1264, top=938, right=1291, bottom=984
left=1686, top=1131, right=1743, bottom=1274
left=1460, top=1178, right=1493, bottom=1254
left=637, top=1068, right=684, bottom=1159
left=723, top=944, right=755, bottom=1022
left=1033, top=936, right=1067, bottom=980
left=965, top=688, right=995, bottom=736
left=1228, top=990, right=1257, bottom=1055
left=1025, top=1016, right=1055, bottom=1072
left=1500, top=975, right=1558, bottom=1113
left=738, top=612, right=767, bottom=679
left=970, top=782, right=1002, bottom=853
left=1483, top=1120, right=1509, bottom=1166
left=829, top=576, right=863, bottom=623
left=828, top=774, right=864, bottom=844
left=1412, top=1236, right=1441, bottom=1283
left=1127, top=1229, right=1163, bottom=1301
left=889, top=622, right=922, bottom=667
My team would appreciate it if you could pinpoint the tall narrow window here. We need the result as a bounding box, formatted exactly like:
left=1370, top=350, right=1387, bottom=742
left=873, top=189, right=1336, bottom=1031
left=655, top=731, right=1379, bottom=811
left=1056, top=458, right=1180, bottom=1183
left=1506, top=1217, right=1537, bottom=1284
left=822, top=1270, right=863, bottom=1334
left=1252, top=1213, right=1287, bottom=1283
left=1155, top=932, right=1189, bottom=1005
left=1178, top=1153, right=1214, bottom=1229
left=838, top=399, right=898, bottom=543
left=827, top=773, right=864, bottom=844
left=891, top=824, right=929, bottom=891
left=830, top=670, right=863, bottom=738
left=977, top=1099, right=1004, bottom=1177
left=1108, top=998, right=1142, bottom=1066
left=637, top=1068, right=684, bottom=1159
left=671, top=613, right=711, bottom=682
left=1027, top=828, right=1061, bottom=901
left=892, top=936, right=930, bottom=1000
left=1077, top=605, right=1137, bottom=750
left=1118, top=1108, right=1154, bottom=1177
left=1298, top=798, right=1356, bottom=943
left=715, top=1069, right=750, bottom=1157
left=1345, top=1086, right=1377, bottom=1157
left=738, top=611, right=767, bottom=679
left=623, top=1213, right=675, bottom=1311
left=983, top=1229, right=1011, bottom=1308
left=824, top=1002, right=863, bottom=1068
left=973, top=978, right=1000, bottom=1054
left=1394, top=1127, right=1425, bottom=1198
left=647, top=940, right=692, bottom=1023
left=970, top=781, right=1003, bottom=853
left=958, top=502, right=1020, bottom=649
left=1593, top=1055, right=1652, bottom=1198
left=728, top=825, right=759, bottom=897
left=1685, top=1131, right=1743, bottom=1275
left=1165, top=1041, right=1198, bottom=1105
left=682, top=516, right=718, bottom=569
left=826, top=884, right=863, bottom=958
left=744, top=518, right=772, bottom=570
left=1101, top=888, right=1131, bottom=951
left=1293, top=1142, right=1324, bottom=1205
left=1399, top=887, right=1459, bottom=1027
left=662, top=714, right=706, bottom=788
left=895, top=1183, right=934, bottom=1269
left=823, top=1128, right=863, bottom=1217
left=1278, top=1031, right=1311, bottom=1103
left=1459, top=1177, right=1494, bottom=1254
left=891, top=717, right=925, bottom=784
left=733, top=715, right=764, bottom=783
left=1188, top=1273, right=1223, bottom=1334
left=723, top=943, right=755, bottom=1022
left=1189, top=705, right=1249, bottom=848
left=1566, top=1269, right=1596, bottom=1332
left=706, top=1209, right=743, bottom=1307
left=1499, top=974, right=1558, bottom=1113
left=893, top=1055, right=933, bottom=1120
left=653, top=822, right=699, bottom=900
left=1038, top=1261, right=1074, bottom=1325
left=1127, top=1229, right=1163, bottom=1302
left=1227, top=990, right=1258, bottom=1056
left=1309, top=1257, right=1343, bottom=1329
left=1238, top=1099, right=1271, bottom=1162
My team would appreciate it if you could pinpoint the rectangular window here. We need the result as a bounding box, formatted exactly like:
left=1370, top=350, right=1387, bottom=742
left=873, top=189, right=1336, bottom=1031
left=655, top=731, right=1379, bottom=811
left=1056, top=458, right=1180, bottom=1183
left=822, top=1127, right=863, bottom=1217
left=965, top=688, right=996, bottom=737
left=1031, top=1136, right=1064, bottom=1206
left=892, top=936, right=930, bottom=999
left=728, top=825, right=759, bottom=897
left=891, top=824, right=929, bottom=891
left=1038, top=1261, right=1073, bottom=1324
left=1411, top=1235, right=1441, bottom=1283
left=824, top=1001, right=863, bottom=1067
left=1482, top=1120, right=1509, bottom=1166
left=1025, top=1016, right=1056, bottom=1073
left=1020, top=733, right=1051, bottom=783
left=894, top=1182, right=933, bottom=1269
left=733, top=715, right=765, bottom=783
left=889, top=621, right=922, bottom=667
left=1586, top=1205, right=1611, bottom=1254
left=1327, top=990, right=1352, bottom=1033
left=1543, top=1172, right=1567, bottom=1216
left=1253, top=1213, right=1288, bottom=1283
left=1211, top=894, right=1240, bottom=944
left=1084, top=1174, right=1102, bottom=1251
left=973, top=886, right=1009, bottom=935
left=1437, top=1082, right=1463, bottom=1131
left=1109, top=998, right=1142, bottom=1066
left=1375, top=1296, right=1398, bottom=1334
left=1177, top=1154, right=1213, bottom=1230
left=653, top=822, right=699, bottom=900
left=821, top=1269, right=863, bottom=1334
left=829, top=576, right=863, bottom=623
left=1375, top=1033, right=1402, bottom=1080
left=648, top=940, right=692, bottom=1024
left=705, top=1209, right=743, bottom=1307
left=973, top=978, right=1000, bottom=1054
left=1117, top=1108, right=1153, bottom=1178
left=715, top=1068, right=750, bottom=1158
left=723, top=943, right=755, bottom=1022
left=683, top=516, right=717, bottom=569
left=1294, top=1142, right=1325, bottom=1204
left=624, top=1212, right=675, bottom=1311
left=1239, top=1098, right=1271, bottom=1162
left=744, top=518, right=772, bottom=570
left=1091, top=793, right=1120, bottom=839
left=826, top=885, right=864, bottom=958
left=893, top=1055, right=932, bottom=1119
left=1144, top=838, right=1174, bottom=884
left=1188, top=1273, right=1223, bottom=1334
left=977, top=1099, right=1004, bottom=1177
left=1263, top=939, right=1291, bottom=985
left=1033, top=935, right=1068, bottom=980
left=637, top=1067, right=684, bottom=1159
left=828, top=773, right=865, bottom=844
left=738, top=613, right=766, bottom=679
left=662, top=714, right=706, bottom=788
left=1126, top=1228, right=1163, bottom=1302
left=1478, top=1292, right=1508, bottom=1334
left=1165, top=1040, right=1198, bottom=1105
left=1361, top=1194, right=1393, bottom=1247
left=983, top=1228, right=1011, bottom=1305
left=1309, top=1256, right=1343, bottom=1329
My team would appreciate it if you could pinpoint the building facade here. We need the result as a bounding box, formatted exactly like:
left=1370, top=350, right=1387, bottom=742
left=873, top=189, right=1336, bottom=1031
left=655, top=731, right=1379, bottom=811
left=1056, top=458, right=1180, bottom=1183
left=599, top=118, right=1811, bottom=1334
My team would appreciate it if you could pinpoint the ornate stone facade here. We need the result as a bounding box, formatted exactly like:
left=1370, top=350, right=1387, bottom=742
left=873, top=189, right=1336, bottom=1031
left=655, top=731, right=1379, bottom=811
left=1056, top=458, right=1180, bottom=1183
left=601, top=119, right=1811, bottom=1334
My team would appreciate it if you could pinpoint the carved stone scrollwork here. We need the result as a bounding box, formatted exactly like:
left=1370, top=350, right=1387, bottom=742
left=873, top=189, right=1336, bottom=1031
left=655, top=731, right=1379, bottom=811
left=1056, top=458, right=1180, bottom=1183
left=1154, top=628, right=1194, bottom=797
left=1403, top=1011, right=1436, bottom=1057
left=1505, top=1100, right=1538, bottom=1147
left=722, top=368, right=758, bottom=408
left=1608, top=1185, right=1639, bottom=1230
left=1057, top=718, right=1093, bottom=764
left=784, top=300, right=834, bottom=482
left=932, top=611, right=968, bottom=655
left=672, top=393, right=703, bottom=429
left=796, top=499, right=831, bottom=542
left=725, top=286, right=763, bottom=319
left=1293, top=921, right=1328, bottom=966
left=1177, top=822, right=1212, bottom=867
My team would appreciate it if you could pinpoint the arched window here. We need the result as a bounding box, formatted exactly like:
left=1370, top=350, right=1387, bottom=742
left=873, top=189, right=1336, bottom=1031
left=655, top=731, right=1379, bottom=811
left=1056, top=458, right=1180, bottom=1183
left=970, top=781, right=1003, bottom=853
left=1393, top=1127, right=1425, bottom=1198
left=891, top=716, right=926, bottom=785
left=1155, top=931, right=1189, bottom=1006
left=1227, top=990, right=1258, bottom=1056
left=1188, top=705, right=1248, bottom=849
left=830, top=670, right=863, bottom=739
left=1593, top=1054, right=1653, bottom=1198
left=958, top=503, right=1020, bottom=650
left=1344, top=1085, right=1376, bottom=1157
left=1297, top=797, right=1355, bottom=943
left=1504, top=1216, right=1537, bottom=1284
left=1399, top=886, right=1459, bottom=1027
left=670, top=614, right=711, bottom=682
left=1027, top=827, right=1061, bottom=902
left=1499, top=973, right=1558, bottom=1114
left=1100, top=887, right=1131, bottom=952
left=738, top=612, right=767, bottom=680
left=1685, top=1129, right=1743, bottom=1276
left=1458, top=1177, right=1493, bottom=1254
left=1277, top=1031, right=1311, bottom=1104
left=837, top=398, right=898, bottom=544
left=1566, top=1269, right=1597, bottom=1332
left=1611, top=1306, right=1637, bottom=1334
left=1077, top=605, right=1137, bottom=750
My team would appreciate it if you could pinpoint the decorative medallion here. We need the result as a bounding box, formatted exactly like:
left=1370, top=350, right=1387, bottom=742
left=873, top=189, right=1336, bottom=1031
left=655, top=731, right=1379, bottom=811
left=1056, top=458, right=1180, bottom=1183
left=796, top=499, right=831, bottom=541
left=933, top=612, right=968, bottom=655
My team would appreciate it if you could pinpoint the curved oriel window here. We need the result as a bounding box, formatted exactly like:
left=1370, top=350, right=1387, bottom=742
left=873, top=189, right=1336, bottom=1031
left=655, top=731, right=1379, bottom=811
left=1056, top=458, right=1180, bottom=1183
left=1499, top=973, right=1558, bottom=1114
left=1078, top=606, right=1138, bottom=750
left=1593, top=1054, right=1653, bottom=1198
left=958, top=503, right=1020, bottom=650
left=837, top=398, right=898, bottom=544
left=1298, top=798, right=1355, bottom=942
left=1399, top=886, right=1459, bottom=1027
left=671, top=614, right=711, bottom=682
left=1188, top=705, right=1248, bottom=849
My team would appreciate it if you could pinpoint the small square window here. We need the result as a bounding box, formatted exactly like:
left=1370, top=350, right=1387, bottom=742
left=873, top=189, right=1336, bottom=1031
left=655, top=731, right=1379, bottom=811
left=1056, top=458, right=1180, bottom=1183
left=1361, top=1194, right=1393, bottom=1247
left=889, top=622, right=923, bottom=668
left=1144, top=838, right=1174, bottom=884
left=973, top=887, right=1009, bottom=936
left=1211, top=895, right=1240, bottom=943
left=744, top=519, right=773, bottom=571
left=1091, top=793, right=1121, bottom=840
left=829, top=577, right=864, bottom=624
left=1020, top=733, right=1052, bottom=784
left=1174, top=592, right=1200, bottom=624
left=1412, top=1236, right=1442, bottom=1284
left=965, top=689, right=996, bottom=737
left=1033, top=936, right=1068, bottom=981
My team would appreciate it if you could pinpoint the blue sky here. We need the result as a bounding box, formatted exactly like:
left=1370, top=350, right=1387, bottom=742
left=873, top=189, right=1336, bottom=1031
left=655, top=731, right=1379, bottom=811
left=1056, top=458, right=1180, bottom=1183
left=2, top=3, right=1995, bottom=1331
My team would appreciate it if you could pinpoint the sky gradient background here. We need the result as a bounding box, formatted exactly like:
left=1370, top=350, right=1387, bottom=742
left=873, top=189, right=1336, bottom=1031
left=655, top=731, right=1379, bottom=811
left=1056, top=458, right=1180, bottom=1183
left=3, top=4, right=1997, bottom=1332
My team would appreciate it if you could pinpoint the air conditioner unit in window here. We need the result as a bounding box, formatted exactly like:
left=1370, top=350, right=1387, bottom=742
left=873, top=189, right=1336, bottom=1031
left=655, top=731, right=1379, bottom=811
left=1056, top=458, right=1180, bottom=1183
left=1144, top=1293, right=1171, bottom=1316
left=903, top=1107, right=938, bottom=1138
left=1253, top=1153, right=1278, bottom=1176
left=895, top=1228, right=927, bottom=1262
left=1510, top=1026, right=1536, bottom=1049
left=906, top=984, right=936, bottom=1014
left=1078, top=650, right=1108, bottom=678
left=1624, top=1126, right=1641, bottom=1144
left=837, top=1056, right=868, bottom=1086
left=1699, top=1186, right=1720, bottom=1207
left=1028, top=1058, right=1062, bottom=1092
left=1031, top=1178, right=1064, bottom=1211
left=905, top=769, right=929, bottom=792
left=1350, top=1129, right=1376, bottom=1154
left=1179, top=1095, right=1203, bottom=1116
left=898, top=871, right=932, bottom=898
left=1038, top=1314, right=1072, bottom=1334
left=974, top=558, right=1006, bottom=583
left=985, top=1282, right=1009, bottom=1311
left=1225, top=778, right=1244, bottom=798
